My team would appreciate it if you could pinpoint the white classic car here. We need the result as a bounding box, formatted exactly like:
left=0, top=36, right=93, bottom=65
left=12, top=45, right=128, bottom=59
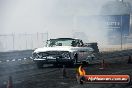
left=32, top=38, right=96, bottom=68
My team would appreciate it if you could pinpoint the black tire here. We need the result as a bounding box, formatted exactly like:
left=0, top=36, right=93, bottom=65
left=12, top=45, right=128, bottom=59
left=36, top=62, right=43, bottom=69
left=69, top=58, right=78, bottom=67
left=82, top=61, right=89, bottom=66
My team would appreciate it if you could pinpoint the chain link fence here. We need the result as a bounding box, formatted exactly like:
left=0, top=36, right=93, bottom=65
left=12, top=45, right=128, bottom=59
left=0, top=33, right=48, bottom=52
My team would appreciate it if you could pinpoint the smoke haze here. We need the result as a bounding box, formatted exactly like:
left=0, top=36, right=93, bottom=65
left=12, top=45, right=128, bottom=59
left=0, top=0, right=132, bottom=51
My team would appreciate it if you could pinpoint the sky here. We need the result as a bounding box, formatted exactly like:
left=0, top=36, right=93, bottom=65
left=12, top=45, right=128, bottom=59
left=0, top=0, right=131, bottom=51
left=0, top=0, right=109, bottom=36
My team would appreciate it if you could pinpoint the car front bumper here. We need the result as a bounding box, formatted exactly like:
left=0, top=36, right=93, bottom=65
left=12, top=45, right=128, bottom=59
left=33, top=58, right=73, bottom=64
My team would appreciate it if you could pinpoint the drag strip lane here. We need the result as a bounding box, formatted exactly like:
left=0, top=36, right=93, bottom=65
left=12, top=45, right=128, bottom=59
left=0, top=61, right=61, bottom=87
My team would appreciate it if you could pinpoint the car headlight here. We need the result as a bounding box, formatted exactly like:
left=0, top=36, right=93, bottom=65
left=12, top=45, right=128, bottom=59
left=32, top=52, right=38, bottom=58
left=61, top=52, right=70, bottom=59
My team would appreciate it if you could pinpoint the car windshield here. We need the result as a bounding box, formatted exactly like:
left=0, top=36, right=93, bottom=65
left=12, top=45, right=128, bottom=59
left=47, top=38, right=83, bottom=47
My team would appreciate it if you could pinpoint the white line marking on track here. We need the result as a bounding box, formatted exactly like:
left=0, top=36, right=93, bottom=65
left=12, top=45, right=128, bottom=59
left=18, top=59, right=21, bottom=61
left=30, top=57, right=33, bottom=59
left=6, top=60, right=9, bottom=62
left=12, top=59, right=15, bottom=61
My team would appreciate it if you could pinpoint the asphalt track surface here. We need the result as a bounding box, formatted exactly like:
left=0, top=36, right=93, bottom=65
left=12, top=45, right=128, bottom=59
left=0, top=50, right=132, bottom=88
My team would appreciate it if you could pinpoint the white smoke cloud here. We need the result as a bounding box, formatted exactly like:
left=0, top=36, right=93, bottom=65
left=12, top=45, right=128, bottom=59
left=0, top=0, right=131, bottom=50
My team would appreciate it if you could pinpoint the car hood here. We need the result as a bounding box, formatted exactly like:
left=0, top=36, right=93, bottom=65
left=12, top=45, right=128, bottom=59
left=34, top=46, right=93, bottom=53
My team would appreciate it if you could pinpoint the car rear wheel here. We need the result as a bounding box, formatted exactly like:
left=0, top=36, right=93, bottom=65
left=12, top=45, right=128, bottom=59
left=69, top=58, right=78, bottom=67
left=82, top=61, right=89, bottom=66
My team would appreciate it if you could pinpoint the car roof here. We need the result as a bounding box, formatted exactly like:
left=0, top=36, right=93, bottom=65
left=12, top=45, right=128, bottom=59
left=49, top=38, right=78, bottom=40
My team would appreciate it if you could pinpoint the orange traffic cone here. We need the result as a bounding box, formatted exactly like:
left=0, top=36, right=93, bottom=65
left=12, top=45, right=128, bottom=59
left=99, top=59, right=105, bottom=70
left=7, top=76, right=13, bottom=88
